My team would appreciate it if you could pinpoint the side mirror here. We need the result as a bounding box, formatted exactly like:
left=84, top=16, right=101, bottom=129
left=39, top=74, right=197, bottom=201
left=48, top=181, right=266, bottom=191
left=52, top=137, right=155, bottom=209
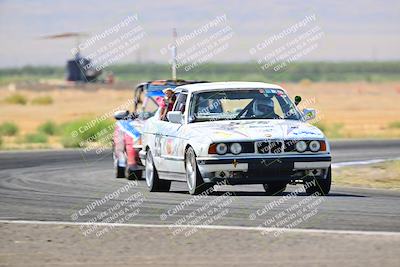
left=114, top=110, right=129, bottom=120
left=167, top=111, right=183, bottom=124
left=294, top=95, right=302, bottom=106
left=302, top=108, right=316, bottom=121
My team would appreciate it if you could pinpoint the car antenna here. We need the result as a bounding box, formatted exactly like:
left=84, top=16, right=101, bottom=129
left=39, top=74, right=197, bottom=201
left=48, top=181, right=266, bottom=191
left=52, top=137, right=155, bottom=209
left=171, top=28, right=178, bottom=81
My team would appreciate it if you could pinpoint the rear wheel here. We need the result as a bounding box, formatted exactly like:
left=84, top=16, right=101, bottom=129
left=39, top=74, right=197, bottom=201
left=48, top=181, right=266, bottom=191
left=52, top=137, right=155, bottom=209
left=262, top=182, right=287, bottom=195
left=145, top=150, right=171, bottom=192
left=305, top=166, right=331, bottom=196
left=185, top=147, right=212, bottom=195
left=113, top=150, right=126, bottom=178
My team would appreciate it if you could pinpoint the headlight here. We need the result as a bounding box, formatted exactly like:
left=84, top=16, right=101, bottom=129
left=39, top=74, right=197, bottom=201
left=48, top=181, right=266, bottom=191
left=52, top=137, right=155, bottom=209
left=309, top=140, right=321, bottom=152
left=216, top=143, right=228, bottom=155
left=230, top=143, right=242, bottom=154
left=295, top=141, right=307, bottom=152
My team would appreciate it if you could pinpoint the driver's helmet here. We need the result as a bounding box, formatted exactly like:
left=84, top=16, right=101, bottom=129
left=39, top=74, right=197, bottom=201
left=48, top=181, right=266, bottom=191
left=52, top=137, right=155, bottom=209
left=252, top=98, right=274, bottom=116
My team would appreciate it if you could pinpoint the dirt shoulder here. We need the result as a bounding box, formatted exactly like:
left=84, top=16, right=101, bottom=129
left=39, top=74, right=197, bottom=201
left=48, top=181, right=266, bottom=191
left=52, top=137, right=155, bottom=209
left=333, top=160, right=400, bottom=190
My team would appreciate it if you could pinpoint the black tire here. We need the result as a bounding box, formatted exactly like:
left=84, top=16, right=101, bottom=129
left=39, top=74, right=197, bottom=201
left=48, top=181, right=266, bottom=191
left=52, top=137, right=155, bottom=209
left=262, top=182, right=287, bottom=195
left=305, top=166, right=332, bottom=196
left=113, top=150, right=126, bottom=178
left=145, top=150, right=171, bottom=192
left=116, top=166, right=126, bottom=178
left=127, top=169, right=143, bottom=180
left=185, top=147, right=211, bottom=195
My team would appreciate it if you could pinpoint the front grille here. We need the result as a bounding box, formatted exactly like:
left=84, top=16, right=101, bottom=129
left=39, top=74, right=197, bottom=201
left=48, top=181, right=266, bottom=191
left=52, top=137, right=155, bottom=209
left=239, top=142, right=256, bottom=153
left=270, top=141, right=283, bottom=154
left=284, top=140, right=297, bottom=152
left=256, top=141, right=283, bottom=154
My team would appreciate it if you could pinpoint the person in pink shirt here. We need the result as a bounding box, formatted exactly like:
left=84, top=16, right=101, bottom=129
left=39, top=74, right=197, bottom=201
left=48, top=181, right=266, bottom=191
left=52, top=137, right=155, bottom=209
left=159, top=88, right=176, bottom=120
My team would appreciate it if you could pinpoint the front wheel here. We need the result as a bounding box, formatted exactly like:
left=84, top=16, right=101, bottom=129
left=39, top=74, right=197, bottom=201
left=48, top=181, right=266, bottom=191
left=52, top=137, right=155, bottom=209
left=305, top=166, right=331, bottom=196
left=185, top=147, right=211, bottom=195
left=145, top=150, right=171, bottom=192
left=262, top=182, right=287, bottom=195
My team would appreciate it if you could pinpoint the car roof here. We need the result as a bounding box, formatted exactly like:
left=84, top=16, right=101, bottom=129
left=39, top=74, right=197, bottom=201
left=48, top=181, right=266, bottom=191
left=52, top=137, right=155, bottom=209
left=135, top=79, right=208, bottom=90
left=175, top=81, right=284, bottom=93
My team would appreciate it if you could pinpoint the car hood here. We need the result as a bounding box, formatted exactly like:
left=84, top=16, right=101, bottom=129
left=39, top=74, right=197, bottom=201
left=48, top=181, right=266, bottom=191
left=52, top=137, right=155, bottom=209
left=187, top=119, right=325, bottom=142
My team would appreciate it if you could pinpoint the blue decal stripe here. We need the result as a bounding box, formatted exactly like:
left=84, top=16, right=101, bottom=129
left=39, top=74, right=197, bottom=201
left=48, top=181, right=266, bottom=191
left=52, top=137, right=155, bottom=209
left=117, top=121, right=141, bottom=141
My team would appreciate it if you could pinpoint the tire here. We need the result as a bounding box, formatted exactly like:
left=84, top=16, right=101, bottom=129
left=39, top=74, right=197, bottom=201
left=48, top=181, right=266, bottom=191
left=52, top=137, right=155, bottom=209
left=127, top=169, right=143, bottom=180
left=116, top=166, right=126, bottom=178
left=185, top=147, right=211, bottom=195
left=145, top=150, right=171, bottom=192
left=113, top=150, right=126, bottom=178
left=305, top=166, right=332, bottom=196
left=262, top=182, right=287, bottom=195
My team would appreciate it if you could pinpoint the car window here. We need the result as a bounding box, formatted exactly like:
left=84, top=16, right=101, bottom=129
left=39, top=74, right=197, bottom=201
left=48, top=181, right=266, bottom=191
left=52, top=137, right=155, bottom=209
left=173, top=93, right=187, bottom=113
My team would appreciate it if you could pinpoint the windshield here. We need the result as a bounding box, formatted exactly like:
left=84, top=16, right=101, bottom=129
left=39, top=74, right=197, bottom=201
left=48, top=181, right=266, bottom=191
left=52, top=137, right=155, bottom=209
left=137, top=95, right=160, bottom=119
left=137, top=84, right=181, bottom=119
left=188, top=89, right=301, bottom=122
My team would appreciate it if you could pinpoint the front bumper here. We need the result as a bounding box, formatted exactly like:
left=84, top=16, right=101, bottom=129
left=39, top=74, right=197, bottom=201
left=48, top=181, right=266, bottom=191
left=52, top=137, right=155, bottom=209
left=197, top=155, right=331, bottom=184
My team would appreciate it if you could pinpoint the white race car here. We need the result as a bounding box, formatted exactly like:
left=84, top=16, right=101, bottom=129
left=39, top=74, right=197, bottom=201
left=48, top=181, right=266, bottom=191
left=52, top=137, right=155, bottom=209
left=139, top=82, right=331, bottom=195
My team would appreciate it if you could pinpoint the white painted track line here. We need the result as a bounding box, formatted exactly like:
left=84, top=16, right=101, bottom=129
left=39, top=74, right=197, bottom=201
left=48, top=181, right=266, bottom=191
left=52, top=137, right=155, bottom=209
left=1, top=220, right=399, bottom=236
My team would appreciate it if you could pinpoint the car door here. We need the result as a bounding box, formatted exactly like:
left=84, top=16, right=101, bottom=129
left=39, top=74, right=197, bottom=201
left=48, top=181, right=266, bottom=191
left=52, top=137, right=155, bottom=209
left=142, top=108, right=162, bottom=163
left=158, top=93, right=188, bottom=173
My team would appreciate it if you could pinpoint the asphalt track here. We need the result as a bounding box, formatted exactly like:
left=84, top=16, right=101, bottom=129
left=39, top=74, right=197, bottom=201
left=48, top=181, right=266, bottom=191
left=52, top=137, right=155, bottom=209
left=0, top=139, right=400, bottom=232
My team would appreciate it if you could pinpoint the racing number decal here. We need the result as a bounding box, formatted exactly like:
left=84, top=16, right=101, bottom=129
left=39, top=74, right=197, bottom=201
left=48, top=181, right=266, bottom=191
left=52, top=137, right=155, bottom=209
left=154, top=134, right=162, bottom=157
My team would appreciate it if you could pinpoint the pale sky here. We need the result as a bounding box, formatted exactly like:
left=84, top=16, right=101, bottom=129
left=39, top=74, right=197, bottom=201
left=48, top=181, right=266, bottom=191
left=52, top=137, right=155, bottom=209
left=0, top=0, right=399, bottom=67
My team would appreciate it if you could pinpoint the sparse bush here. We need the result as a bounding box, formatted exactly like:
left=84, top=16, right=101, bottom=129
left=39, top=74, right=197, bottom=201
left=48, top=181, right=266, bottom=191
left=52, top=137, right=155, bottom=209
left=329, top=123, right=344, bottom=138
left=313, top=121, right=344, bottom=138
left=0, top=136, right=3, bottom=147
left=388, top=121, right=400, bottom=129
left=31, top=95, right=53, bottom=105
left=25, top=133, right=48, bottom=143
left=299, top=78, right=313, bottom=86
left=313, top=122, right=327, bottom=133
left=0, top=122, right=19, bottom=136
left=4, top=93, right=27, bottom=105
left=61, top=118, right=114, bottom=148
left=60, top=136, right=78, bottom=148
left=38, top=121, right=59, bottom=135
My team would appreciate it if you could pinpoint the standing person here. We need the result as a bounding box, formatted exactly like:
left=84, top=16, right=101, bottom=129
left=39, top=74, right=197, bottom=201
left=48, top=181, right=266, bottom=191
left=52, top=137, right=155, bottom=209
left=160, top=88, right=176, bottom=120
